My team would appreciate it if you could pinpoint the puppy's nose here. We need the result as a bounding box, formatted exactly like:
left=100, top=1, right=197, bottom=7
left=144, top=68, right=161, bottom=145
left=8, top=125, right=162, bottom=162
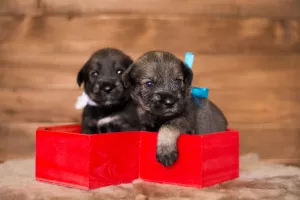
left=102, top=82, right=115, bottom=93
left=164, top=97, right=176, bottom=106
left=159, top=93, right=178, bottom=106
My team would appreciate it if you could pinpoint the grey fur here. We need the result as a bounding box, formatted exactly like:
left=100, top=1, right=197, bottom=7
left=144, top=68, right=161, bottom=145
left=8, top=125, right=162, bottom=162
left=122, top=50, right=228, bottom=166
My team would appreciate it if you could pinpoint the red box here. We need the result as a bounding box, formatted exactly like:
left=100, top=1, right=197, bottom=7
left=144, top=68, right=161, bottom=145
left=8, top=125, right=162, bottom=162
left=36, top=124, right=239, bottom=190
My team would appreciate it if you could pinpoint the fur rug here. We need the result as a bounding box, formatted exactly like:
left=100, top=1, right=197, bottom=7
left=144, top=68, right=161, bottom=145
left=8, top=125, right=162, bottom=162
left=0, top=153, right=300, bottom=200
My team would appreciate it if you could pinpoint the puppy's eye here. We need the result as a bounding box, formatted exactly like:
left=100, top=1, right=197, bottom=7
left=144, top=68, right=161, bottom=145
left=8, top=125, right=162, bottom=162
left=145, top=81, right=154, bottom=87
left=116, top=69, right=124, bottom=75
left=91, top=71, right=99, bottom=77
left=176, top=77, right=183, bottom=84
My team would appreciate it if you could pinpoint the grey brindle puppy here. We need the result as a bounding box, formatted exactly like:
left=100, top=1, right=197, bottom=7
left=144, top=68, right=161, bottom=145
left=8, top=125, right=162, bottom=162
left=122, top=51, right=228, bottom=166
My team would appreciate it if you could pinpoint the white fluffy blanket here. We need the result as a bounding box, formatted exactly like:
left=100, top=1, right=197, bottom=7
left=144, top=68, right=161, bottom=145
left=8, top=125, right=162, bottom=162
left=0, top=153, right=300, bottom=200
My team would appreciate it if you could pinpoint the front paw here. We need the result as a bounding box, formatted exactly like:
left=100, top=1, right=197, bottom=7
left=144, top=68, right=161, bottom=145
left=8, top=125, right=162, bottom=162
left=156, top=144, right=178, bottom=167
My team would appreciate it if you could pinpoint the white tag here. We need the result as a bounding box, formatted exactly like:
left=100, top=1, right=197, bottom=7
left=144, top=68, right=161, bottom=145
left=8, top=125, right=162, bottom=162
left=75, top=92, right=98, bottom=109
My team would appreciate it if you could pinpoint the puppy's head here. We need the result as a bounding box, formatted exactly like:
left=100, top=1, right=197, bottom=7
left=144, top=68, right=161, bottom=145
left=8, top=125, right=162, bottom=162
left=77, top=48, right=133, bottom=107
left=122, top=51, right=193, bottom=118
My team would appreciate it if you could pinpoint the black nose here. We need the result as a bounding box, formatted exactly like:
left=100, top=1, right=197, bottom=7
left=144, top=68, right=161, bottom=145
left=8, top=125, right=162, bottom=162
left=159, top=92, right=178, bottom=106
left=102, top=82, right=115, bottom=93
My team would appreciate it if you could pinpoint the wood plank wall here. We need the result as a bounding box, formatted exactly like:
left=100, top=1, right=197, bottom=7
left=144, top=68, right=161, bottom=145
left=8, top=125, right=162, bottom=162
left=0, top=0, right=300, bottom=161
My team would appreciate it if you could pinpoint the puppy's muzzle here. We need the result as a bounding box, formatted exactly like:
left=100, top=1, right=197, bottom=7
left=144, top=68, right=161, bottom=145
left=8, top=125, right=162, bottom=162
left=95, top=81, right=116, bottom=93
left=102, top=81, right=116, bottom=93
left=156, top=92, right=178, bottom=107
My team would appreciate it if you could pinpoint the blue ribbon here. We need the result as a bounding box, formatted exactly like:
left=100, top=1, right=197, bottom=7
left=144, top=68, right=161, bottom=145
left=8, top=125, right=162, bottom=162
left=184, top=52, right=209, bottom=108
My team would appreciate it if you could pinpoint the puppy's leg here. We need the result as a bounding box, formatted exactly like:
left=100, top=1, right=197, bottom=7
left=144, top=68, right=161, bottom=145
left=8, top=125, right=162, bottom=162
left=97, top=115, right=122, bottom=133
left=156, top=125, right=180, bottom=167
left=156, top=114, right=195, bottom=167
left=82, top=118, right=99, bottom=134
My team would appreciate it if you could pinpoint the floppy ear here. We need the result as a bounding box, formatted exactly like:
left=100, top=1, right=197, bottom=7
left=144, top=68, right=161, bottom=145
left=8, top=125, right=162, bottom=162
left=181, top=62, right=193, bottom=86
left=77, top=61, right=89, bottom=87
left=123, top=56, right=134, bottom=69
left=121, top=63, right=134, bottom=88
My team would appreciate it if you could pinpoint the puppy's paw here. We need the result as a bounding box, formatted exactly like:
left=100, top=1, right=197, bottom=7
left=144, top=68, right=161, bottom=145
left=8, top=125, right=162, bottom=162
left=156, top=125, right=181, bottom=167
left=156, top=144, right=178, bottom=167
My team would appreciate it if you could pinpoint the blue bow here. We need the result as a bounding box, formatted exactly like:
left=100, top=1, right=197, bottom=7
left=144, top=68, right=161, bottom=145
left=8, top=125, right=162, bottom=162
left=184, top=52, right=209, bottom=108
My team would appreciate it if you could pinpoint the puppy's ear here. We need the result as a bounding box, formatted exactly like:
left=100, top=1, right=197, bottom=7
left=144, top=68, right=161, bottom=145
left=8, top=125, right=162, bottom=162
left=123, top=56, right=134, bottom=69
left=121, top=63, right=134, bottom=88
left=181, top=62, right=193, bottom=86
left=77, top=62, right=88, bottom=87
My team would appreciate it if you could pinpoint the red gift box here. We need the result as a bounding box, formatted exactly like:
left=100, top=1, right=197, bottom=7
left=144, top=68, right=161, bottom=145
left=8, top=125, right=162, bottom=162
left=36, top=124, right=239, bottom=190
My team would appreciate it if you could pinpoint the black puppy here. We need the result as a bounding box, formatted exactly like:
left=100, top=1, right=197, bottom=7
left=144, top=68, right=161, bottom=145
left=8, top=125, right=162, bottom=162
left=77, top=48, right=140, bottom=134
left=122, top=51, right=228, bottom=166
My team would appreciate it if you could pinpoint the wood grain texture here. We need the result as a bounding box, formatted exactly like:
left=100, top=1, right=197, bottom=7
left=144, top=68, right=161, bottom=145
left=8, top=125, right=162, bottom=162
left=1, top=54, right=299, bottom=90
left=0, top=0, right=39, bottom=15
left=210, top=89, right=300, bottom=132
left=0, top=89, right=82, bottom=123
left=0, top=122, right=38, bottom=161
left=39, top=0, right=300, bottom=19
left=0, top=65, right=78, bottom=89
left=0, top=88, right=299, bottom=131
left=0, top=16, right=299, bottom=54
left=240, top=129, right=300, bottom=159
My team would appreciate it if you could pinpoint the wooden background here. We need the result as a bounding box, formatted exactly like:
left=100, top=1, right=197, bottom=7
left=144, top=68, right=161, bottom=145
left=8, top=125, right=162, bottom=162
left=0, top=0, right=299, bottom=163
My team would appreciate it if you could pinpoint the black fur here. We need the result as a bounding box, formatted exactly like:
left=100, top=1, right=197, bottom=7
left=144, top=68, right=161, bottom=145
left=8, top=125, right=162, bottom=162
left=122, top=50, right=228, bottom=166
left=77, top=48, right=140, bottom=134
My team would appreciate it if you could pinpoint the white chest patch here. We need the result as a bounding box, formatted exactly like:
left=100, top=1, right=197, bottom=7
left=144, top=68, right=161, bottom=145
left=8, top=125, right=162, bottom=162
left=75, top=92, right=98, bottom=109
left=97, top=116, right=121, bottom=127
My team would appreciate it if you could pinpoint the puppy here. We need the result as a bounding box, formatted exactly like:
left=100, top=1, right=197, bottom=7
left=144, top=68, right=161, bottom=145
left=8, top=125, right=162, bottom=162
left=122, top=51, right=228, bottom=166
left=77, top=48, right=140, bottom=134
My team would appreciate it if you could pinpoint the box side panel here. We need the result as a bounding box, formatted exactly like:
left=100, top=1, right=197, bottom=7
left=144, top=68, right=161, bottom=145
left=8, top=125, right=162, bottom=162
left=140, top=132, right=203, bottom=187
left=89, top=132, right=140, bottom=188
left=201, top=130, right=239, bottom=187
left=36, top=129, right=90, bottom=188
